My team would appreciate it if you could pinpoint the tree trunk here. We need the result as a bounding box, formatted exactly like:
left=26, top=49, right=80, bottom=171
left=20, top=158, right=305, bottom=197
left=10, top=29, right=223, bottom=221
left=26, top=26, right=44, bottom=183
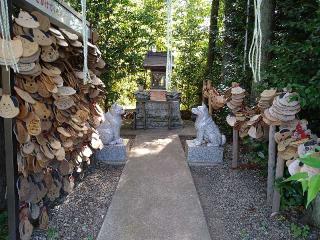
left=222, top=0, right=238, bottom=85
left=0, top=118, right=6, bottom=211
left=206, top=0, right=220, bottom=81
left=251, top=0, right=275, bottom=97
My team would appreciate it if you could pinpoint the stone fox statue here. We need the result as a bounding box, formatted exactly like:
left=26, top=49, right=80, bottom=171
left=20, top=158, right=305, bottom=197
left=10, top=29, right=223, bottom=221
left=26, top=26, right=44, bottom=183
left=99, top=103, right=125, bottom=145
left=192, top=104, right=226, bottom=146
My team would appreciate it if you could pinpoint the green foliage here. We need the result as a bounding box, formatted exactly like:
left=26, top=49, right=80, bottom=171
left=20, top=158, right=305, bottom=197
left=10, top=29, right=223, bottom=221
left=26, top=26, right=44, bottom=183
left=299, top=147, right=320, bottom=168
left=219, top=0, right=253, bottom=89
left=266, top=0, right=320, bottom=122
left=282, top=150, right=320, bottom=207
left=290, top=223, right=310, bottom=239
left=242, top=137, right=268, bottom=168
left=66, top=0, right=166, bottom=107
left=0, top=211, right=8, bottom=240
left=47, top=227, right=59, bottom=240
left=276, top=176, right=306, bottom=210
left=172, top=0, right=211, bottom=110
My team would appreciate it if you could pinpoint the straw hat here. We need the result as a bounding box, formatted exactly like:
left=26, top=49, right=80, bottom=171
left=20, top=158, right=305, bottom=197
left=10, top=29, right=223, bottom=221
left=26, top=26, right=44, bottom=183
left=278, top=146, right=298, bottom=160
left=42, top=63, right=61, bottom=77
left=274, top=128, right=292, bottom=143
left=0, top=95, right=20, bottom=118
left=248, top=124, right=264, bottom=139
left=41, top=45, right=59, bottom=62
left=31, top=11, right=50, bottom=31
left=261, top=89, right=277, bottom=99
left=278, top=92, right=299, bottom=107
left=16, top=35, right=39, bottom=58
left=19, top=49, right=41, bottom=64
left=231, top=86, right=245, bottom=95
left=0, top=38, right=23, bottom=60
left=15, top=11, right=40, bottom=28
left=269, top=106, right=296, bottom=122
left=60, top=29, right=78, bottom=41
left=70, top=40, right=82, bottom=48
left=54, top=96, right=75, bottom=110
left=247, top=114, right=261, bottom=126
left=31, top=29, right=53, bottom=46
left=57, top=39, right=68, bottom=47
left=14, top=86, right=36, bottom=104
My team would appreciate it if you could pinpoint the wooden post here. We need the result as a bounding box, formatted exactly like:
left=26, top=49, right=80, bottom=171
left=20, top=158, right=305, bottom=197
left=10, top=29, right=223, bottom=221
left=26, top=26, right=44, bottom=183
left=267, top=125, right=276, bottom=205
left=232, top=128, right=239, bottom=168
left=202, top=80, right=206, bottom=104
left=208, top=95, right=212, bottom=115
left=272, top=156, right=284, bottom=214
left=2, top=67, right=19, bottom=239
left=2, top=0, right=19, bottom=238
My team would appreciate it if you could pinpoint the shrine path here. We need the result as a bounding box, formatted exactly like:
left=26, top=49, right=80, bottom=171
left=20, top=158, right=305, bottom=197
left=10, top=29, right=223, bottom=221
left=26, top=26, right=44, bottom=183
left=97, top=130, right=211, bottom=240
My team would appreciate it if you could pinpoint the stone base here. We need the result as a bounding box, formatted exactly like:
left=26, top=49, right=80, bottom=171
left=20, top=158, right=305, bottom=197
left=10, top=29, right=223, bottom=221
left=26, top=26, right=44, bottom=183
left=95, top=139, right=129, bottom=164
left=186, top=140, right=224, bottom=166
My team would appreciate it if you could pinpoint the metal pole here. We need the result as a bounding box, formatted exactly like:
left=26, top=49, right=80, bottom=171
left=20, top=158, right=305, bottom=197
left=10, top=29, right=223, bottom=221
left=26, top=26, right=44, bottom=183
left=2, top=0, right=19, bottom=238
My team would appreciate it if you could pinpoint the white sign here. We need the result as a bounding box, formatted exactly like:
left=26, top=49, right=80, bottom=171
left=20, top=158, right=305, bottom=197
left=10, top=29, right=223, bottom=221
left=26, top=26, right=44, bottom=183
left=17, top=0, right=89, bottom=35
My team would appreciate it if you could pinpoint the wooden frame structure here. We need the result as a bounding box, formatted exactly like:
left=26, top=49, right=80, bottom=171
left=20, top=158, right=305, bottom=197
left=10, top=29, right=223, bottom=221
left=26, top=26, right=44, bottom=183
left=202, top=80, right=282, bottom=213
left=0, top=1, right=92, bottom=239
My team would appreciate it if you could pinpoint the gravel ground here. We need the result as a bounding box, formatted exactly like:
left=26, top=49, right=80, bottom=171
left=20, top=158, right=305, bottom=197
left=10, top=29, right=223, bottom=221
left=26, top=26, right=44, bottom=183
left=32, top=136, right=136, bottom=240
left=180, top=135, right=318, bottom=240
left=32, top=162, right=124, bottom=240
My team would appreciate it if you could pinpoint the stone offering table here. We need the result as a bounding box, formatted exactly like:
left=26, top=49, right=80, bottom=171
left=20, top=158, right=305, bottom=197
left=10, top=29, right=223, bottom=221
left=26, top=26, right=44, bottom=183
left=186, top=140, right=224, bottom=166
left=134, top=91, right=183, bottom=129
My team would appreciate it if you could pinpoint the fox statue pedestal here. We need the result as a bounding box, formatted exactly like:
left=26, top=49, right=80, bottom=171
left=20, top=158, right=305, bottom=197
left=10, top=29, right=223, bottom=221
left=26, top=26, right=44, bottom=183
left=95, top=139, right=129, bottom=165
left=186, top=140, right=224, bottom=166
left=96, top=104, right=128, bottom=164
left=186, top=104, right=225, bottom=166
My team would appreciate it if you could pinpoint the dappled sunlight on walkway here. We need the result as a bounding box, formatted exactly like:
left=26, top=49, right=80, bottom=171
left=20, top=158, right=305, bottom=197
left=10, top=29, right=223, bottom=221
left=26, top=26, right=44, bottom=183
left=97, top=131, right=211, bottom=240
left=129, top=138, right=173, bottom=158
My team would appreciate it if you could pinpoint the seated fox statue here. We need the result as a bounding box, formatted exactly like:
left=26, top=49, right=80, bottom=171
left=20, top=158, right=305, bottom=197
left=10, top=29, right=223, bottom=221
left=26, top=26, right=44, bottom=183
left=192, top=104, right=226, bottom=147
left=99, top=103, right=125, bottom=145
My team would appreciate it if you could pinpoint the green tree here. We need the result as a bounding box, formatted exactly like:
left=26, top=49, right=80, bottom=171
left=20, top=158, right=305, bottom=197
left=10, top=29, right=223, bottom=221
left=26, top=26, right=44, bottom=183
left=67, top=0, right=166, bottom=108
left=172, top=0, right=211, bottom=109
left=206, top=0, right=220, bottom=82
left=266, top=0, right=320, bottom=133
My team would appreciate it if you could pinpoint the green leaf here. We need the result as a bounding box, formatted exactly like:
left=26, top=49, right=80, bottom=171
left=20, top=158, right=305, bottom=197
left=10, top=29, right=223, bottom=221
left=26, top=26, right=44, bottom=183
left=283, top=172, right=308, bottom=182
left=306, top=174, right=320, bottom=207
left=301, top=179, right=308, bottom=194
left=300, top=154, right=320, bottom=168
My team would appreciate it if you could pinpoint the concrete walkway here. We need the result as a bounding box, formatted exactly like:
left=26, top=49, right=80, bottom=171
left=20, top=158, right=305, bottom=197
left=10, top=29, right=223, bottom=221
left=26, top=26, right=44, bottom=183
left=97, top=130, right=211, bottom=240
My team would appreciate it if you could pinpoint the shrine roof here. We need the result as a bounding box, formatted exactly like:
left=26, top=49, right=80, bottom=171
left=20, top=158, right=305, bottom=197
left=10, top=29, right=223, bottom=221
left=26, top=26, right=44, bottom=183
left=143, top=51, right=174, bottom=69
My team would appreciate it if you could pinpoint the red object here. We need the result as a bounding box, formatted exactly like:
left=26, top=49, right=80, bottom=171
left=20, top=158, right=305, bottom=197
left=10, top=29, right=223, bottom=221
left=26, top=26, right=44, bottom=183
left=295, top=122, right=309, bottom=139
